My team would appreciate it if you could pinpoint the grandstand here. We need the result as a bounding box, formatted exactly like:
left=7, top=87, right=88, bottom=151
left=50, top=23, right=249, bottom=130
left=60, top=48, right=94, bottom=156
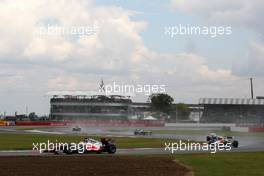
left=199, top=98, right=264, bottom=124
left=50, top=94, right=157, bottom=120
left=50, top=95, right=134, bottom=120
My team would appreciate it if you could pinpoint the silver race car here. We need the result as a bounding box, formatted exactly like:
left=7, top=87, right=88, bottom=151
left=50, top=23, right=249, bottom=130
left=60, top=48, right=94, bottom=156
left=134, top=129, right=152, bottom=135
left=206, top=133, right=239, bottom=148
left=54, top=138, right=116, bottom=154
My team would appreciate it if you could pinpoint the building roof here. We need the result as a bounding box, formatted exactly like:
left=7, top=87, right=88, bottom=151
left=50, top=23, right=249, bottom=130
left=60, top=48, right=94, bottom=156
left=47, top=91, right=133, bottom=99
left=199, top=98, right=264, bottom=105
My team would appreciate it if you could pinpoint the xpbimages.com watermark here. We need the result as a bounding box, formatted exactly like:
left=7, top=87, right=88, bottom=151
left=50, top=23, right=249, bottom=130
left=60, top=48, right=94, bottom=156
left=34, top=23, right=99, bottom=37
left=164, top=24, right=232, bottom=38
left=102, top=82, right=166, bottom=96
left=164, top=140, right=232, bottom=154
left=33, top=140, right=88, bottom=153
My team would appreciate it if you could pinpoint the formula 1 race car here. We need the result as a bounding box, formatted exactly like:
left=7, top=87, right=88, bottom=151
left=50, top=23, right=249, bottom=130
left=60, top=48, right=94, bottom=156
left=134, top=129, right=152, bottom=135
left=206, top=133, right=239, bottom=148
left=72, top=125, right=82, bottom=132
left=54, top=138, right=116, bottom=154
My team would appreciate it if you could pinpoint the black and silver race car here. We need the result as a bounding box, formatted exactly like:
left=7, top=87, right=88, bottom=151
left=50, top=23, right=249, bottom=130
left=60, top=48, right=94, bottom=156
left=53, top=138, right=116, bottom=154
left=72, top=125, right=82, bottom=132
left=206, top=133, right=239, bottom=148
left=134, top=129, right=152, bottom=135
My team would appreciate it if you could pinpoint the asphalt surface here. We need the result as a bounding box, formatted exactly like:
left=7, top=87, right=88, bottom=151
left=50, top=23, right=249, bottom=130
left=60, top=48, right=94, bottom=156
left=0, top=144, right=264, bottom=156
left=0, top=126, right=263, bottom=156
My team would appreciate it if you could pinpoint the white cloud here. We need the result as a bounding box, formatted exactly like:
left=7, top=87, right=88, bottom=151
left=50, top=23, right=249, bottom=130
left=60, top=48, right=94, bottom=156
left=233, top=41, right=264, bottom=76
left=199, top=66, right=232, bottom=80
left=249, top=42, right=264, bottom=69
left=171, top=0, right=264, bottom=77
left=22, top=37, right=74, bottom=61
left=0, top=0, right=253, bottom=114
left=0, top=0, right=147, bottom=89
left=170, top=0, right=264, bottom=32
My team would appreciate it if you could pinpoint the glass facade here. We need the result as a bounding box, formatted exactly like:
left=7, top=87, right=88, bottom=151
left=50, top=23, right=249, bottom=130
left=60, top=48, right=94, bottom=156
left=50, top=96, right=133, bottom=120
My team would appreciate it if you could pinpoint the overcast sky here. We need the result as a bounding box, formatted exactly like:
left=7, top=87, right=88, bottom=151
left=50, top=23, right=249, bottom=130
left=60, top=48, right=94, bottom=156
left=0, top=0, right=264, bottom=115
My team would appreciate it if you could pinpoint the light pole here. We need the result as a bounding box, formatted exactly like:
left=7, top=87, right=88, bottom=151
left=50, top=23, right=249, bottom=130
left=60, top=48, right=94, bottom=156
left=250, top=77, right=254, bottom=99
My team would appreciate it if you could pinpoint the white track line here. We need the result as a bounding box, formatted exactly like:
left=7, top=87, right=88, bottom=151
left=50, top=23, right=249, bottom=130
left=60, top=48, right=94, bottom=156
left=25, top=130, right=65, bottom=135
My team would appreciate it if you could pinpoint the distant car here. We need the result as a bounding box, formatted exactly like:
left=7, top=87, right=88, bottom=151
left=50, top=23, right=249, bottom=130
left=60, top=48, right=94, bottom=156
left=134, top=129, right=152, bottom=135
left=72, top=126, right=81, bottom=132
left=206, top=133, right=239, bottom=148
left=54, top=138, right=116, bottom=154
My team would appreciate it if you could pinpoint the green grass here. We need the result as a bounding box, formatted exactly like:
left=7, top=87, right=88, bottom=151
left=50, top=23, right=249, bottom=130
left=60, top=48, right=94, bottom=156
left=1, top=133, right=263, bottom=175
left=0, top=133, right=179, bottom=150
left=175, top=152, right=264, bottom=176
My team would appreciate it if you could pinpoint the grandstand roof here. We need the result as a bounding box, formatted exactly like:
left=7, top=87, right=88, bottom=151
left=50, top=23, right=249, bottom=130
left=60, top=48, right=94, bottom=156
left=46, top=91, right=134, bottom=98
left=199, top=98, right=264, bottom=105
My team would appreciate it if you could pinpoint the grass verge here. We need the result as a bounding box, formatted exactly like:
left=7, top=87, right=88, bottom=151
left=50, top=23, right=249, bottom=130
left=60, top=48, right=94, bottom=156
left=0, top=133, right=178, bottom=150
left=175, top=152, right=264, bottom=176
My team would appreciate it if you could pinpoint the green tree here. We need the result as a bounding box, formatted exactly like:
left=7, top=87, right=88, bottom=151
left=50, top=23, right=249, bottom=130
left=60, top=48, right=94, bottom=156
left=175, top=103, right=190, bottom=120
left=150, top=93, right=174, bottom=114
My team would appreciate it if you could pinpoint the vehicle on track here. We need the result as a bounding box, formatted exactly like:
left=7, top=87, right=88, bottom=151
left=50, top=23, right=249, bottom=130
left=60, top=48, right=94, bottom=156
left=72, top=125, right=82, bottom=132
left=54, top=138, right=116, bottom=154
left=134, top=129, right=152, bottom=135
left=206, top=133, right=239, bottom=148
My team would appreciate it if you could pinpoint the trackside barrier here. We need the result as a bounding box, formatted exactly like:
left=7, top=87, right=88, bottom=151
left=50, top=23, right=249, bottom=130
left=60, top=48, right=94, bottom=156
left=15, top=121, right=67, bottom=126
left=66, top=120, right=165, bottom=127
left=249, top=127, right=264, bottom=132
left=14, top=120, right=165, bottom=127
left=230, top=126, right=249, bottom=132
left=0, top=121, right=8, bottom=126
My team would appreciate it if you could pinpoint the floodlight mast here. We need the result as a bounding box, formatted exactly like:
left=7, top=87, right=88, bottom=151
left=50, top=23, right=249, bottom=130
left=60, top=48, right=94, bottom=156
left=250, top=77, right=254, bottom=99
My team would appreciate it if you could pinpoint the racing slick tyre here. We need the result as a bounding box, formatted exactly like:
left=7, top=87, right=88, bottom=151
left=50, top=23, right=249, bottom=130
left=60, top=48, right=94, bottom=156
left=206, top=136, right=211, bottom=142
left=232, top=140, right=239, bottom=148
left=107, top=145, right=116, bottom=154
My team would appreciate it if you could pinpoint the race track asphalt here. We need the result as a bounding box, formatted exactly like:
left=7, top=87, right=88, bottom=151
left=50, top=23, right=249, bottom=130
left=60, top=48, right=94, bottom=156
left=0, top=126, right=263, bottom=156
